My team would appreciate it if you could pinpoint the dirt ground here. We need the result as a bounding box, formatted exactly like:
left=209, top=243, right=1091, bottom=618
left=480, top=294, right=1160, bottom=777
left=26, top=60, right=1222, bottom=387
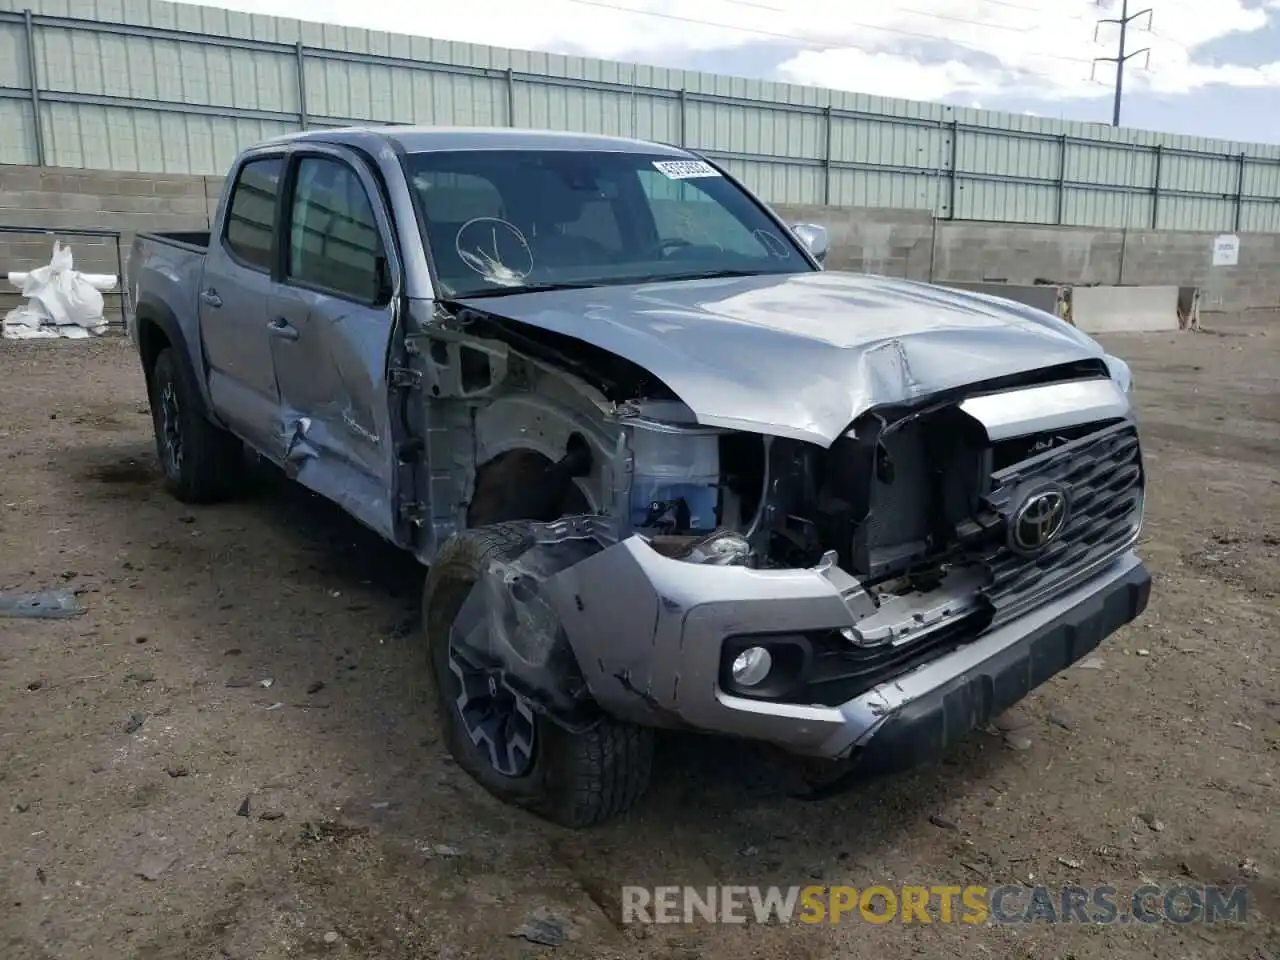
left=1, top=314, right=1277, bottom=960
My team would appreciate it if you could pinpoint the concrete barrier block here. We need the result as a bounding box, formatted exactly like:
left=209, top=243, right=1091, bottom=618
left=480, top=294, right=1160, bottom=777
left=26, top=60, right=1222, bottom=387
left=1072, top=285, right=1181, bottom=333
left=937, top=282, right=1063, bottom=317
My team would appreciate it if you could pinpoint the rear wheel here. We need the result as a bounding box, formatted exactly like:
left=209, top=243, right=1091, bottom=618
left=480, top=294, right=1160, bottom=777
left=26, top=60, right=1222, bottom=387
left=148, top=347, right=243, bottom=503
left=423, top=523, right=654, bottom=827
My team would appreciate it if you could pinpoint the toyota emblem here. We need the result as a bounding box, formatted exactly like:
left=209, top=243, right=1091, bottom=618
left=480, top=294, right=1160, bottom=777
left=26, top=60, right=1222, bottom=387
left=1009, top=485, right=1069, bottom=554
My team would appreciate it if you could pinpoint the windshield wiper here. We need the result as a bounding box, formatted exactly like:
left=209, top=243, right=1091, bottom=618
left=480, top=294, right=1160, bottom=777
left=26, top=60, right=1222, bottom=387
left=457, top=268, right=770, bottom=300
left=654, top=269, right=767, bottom=282
left=460, top=280, right=604, bottom=299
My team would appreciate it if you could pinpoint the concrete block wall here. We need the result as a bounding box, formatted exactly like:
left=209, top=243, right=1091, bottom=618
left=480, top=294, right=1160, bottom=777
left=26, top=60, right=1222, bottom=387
left=775, top=203, right=1280, bottom=314
left=3, top=165, right=1277, bottom=321
left=1116, top=230, right=1280, bottom=314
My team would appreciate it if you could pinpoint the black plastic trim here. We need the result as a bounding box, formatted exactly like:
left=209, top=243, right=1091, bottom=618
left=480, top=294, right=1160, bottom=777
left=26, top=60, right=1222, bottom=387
left=849, top=558, right=1151, bottom=780
left=131, top=295, right=209, bottom=419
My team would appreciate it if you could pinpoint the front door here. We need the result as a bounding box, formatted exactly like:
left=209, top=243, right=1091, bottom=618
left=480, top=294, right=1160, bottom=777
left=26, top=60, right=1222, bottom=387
left=268, top=148, right=401, bottom=542
left=199, top=154, right=285, bottom=456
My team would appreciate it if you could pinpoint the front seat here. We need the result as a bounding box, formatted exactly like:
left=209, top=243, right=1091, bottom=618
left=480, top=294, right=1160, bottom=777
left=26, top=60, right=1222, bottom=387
left=508, top=178, right=610, bottom=270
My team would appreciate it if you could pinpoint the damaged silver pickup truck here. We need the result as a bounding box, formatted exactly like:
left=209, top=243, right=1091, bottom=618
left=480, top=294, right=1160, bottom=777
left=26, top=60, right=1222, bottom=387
left=128, top=127, right=1150, bottom=827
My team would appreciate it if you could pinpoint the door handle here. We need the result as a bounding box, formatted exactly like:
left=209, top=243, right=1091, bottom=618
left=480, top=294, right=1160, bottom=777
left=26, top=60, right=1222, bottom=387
left=199, top=288, right=222, bottom=308
left=266, top=317, right=299, bottom=341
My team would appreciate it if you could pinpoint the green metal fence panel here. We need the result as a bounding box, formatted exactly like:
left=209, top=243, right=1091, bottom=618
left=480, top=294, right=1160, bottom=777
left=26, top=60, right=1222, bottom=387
left=1, top=0, right=1279, bottom=232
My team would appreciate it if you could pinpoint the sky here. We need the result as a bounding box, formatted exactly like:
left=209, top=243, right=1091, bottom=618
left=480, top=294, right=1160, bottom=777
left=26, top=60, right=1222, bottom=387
left=194, top=0, right=1280, bottom=144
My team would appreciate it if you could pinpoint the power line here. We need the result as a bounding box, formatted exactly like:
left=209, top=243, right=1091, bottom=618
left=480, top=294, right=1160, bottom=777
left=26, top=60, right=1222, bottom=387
left=561, top=0, right=1099, bottom=67
left=974, top=0, right=1047, bottom=10
left=711, top=0, right=1034, bottom=31
left=1092, top=0, right=1153, bottom=125
left=704, top=0, right=792, bottom=12
left=714, top=0, right=1055, bottom=19
left=882, top=5, right=1030, bottom=31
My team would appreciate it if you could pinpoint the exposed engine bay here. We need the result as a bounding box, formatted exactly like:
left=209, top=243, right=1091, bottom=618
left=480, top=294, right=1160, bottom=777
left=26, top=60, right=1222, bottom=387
left=417, top=303, right=1144, bottom=726
left=617, top=378, right=1140, bottom=644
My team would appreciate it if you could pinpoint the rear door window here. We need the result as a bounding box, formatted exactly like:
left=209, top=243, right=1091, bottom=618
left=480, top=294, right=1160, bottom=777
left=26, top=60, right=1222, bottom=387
left=223, top=156, right=283, bottom=271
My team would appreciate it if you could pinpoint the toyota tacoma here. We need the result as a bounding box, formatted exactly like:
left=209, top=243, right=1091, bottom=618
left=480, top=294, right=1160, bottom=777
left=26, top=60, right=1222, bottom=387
left=127, top=127, right=1150, bottom=827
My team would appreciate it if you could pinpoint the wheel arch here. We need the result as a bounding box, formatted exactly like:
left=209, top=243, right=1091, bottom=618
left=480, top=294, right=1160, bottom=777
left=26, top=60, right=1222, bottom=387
left=465, top=386, right=617, bottom=533
left=132, top=294, right=217, bottom=423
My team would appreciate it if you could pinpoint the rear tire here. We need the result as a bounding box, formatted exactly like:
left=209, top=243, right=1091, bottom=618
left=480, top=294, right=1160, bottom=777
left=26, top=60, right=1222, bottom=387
left=148, top=347, right=243, bottom=504
left=422, top=523, right=654, bottom=828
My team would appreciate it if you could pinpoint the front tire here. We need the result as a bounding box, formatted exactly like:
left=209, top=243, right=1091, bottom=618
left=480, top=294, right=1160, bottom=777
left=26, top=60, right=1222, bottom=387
left=148, top=347, right=243, bottom=504
left=422, top=523, right=654, bottom=828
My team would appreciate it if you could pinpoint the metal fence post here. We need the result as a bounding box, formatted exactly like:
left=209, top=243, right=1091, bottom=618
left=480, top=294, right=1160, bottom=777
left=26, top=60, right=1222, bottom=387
left=1150, top=144, right=1162, bottom=229
left=295, top=41, right=308, bottom=129
left=948, top=120, right=959, bottom=219
left=24, top=9, right=46, bottom=167
left=677, top=88, right=686, bottom=147
left=114, top=234, right=127, bottom=324
left=1235, top=152, right=1247, bottom=232
left=1055, top=134, right=1067, bottom=225
left=506, top=68, right=516, bottom=127
left=927, top=214, right=939, bottom=282
left=822, top=105, right=833, bottom=206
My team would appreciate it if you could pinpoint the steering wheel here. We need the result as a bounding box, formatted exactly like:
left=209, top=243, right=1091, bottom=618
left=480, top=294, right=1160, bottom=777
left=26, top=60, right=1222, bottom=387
left=643, top=237, right=695, bottom=260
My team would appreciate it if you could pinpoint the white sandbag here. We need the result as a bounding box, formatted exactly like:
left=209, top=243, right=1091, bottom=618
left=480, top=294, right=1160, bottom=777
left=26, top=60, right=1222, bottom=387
left=1, top=310, right=60, bottom=338
left=8, top=270, right=118, bottom=292
left=2, top=241, right=108, bottom=340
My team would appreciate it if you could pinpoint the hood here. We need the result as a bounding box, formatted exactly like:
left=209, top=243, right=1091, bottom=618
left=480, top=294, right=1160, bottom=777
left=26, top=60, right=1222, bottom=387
left=457, top=271, right=1109, bottom=446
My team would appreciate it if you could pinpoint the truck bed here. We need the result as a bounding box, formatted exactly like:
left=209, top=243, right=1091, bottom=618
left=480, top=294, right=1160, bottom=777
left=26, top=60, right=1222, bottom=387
left=136, top=230, right=210, bottom=254
left=126, top=231, right=211, bottom=340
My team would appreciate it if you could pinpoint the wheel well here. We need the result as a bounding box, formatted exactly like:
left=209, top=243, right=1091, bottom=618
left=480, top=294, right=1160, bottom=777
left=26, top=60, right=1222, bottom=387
left=135, top=315, right=171, bottom=385
left=467, top=440, right=592, bottom=529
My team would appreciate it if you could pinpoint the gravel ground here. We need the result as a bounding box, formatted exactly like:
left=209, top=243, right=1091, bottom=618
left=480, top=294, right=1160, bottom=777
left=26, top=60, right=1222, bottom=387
left=0, top=314, right=1277, bottom=960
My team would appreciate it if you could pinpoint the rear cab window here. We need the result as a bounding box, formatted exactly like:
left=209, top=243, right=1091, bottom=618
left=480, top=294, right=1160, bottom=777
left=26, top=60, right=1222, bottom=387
left=222, top=156, right=283, bottom=271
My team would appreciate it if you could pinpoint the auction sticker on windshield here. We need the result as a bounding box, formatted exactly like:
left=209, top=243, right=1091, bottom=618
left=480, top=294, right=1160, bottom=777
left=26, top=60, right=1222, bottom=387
left=653, top=159, right=721, bottom=179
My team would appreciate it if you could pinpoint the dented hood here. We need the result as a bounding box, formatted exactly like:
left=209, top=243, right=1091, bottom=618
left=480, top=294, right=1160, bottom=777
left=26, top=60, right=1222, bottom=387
left=457, top=271, right=1108, bottom=446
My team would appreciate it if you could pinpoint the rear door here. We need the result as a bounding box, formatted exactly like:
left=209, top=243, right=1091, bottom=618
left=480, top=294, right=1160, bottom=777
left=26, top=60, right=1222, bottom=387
left=199, top=154, right=286, bottom=455
left=267, top=147, right=402, bottom=541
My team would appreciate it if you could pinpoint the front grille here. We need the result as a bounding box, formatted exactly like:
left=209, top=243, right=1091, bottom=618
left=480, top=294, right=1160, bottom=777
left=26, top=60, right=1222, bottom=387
left=979, top=420, right=1143, bottom=618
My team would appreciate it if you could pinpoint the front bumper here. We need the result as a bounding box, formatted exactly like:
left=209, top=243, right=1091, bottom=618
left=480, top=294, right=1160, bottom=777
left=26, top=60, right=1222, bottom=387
left=844, top=550, right=1149, bottom=774
left=545, top=537, right=1150, bottom=762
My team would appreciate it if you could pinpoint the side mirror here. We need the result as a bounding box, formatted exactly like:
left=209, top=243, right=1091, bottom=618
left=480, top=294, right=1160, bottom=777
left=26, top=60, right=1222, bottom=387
left=788, top=225, right=829, bottom=267
left=791, top=223, right=829, bottom=265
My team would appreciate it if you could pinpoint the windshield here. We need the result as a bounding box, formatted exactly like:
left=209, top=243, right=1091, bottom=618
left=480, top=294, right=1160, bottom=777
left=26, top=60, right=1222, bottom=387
left=401, top=149, right=814, bottom=298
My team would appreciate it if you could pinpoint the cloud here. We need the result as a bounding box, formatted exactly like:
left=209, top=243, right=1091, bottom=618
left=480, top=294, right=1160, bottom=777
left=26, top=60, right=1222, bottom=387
left=772, top=0, right=1280, bottom=102
left=197, top=0, right=1280, bottom=104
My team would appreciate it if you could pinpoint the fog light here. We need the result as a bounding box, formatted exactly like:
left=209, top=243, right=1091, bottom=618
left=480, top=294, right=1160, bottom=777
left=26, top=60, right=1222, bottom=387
left=731, top=646, right=772, bottom=687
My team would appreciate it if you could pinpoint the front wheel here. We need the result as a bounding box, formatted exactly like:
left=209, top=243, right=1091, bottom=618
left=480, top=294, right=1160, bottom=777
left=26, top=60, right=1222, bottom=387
left=422, top=523, right=654, bottom=828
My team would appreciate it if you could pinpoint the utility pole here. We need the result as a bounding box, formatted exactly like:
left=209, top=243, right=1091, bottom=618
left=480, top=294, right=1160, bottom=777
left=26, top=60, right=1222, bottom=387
left=1092, top=0, right=1152, bottom=127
